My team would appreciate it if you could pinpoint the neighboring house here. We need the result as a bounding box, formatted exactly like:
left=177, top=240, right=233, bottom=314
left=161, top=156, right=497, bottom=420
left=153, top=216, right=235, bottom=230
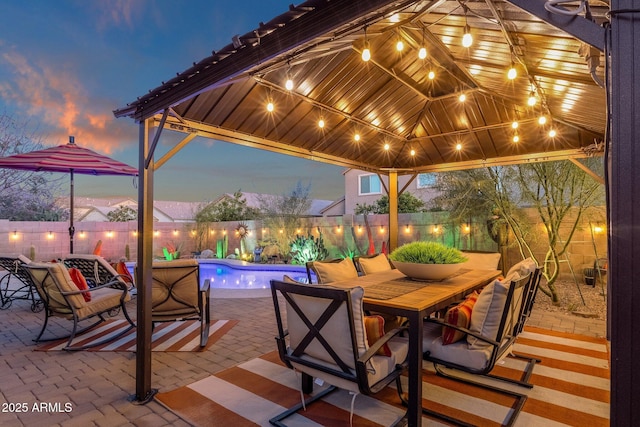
left=63, top=197, right=201, bottom=222
left=343, top=169, right=440, bottom=214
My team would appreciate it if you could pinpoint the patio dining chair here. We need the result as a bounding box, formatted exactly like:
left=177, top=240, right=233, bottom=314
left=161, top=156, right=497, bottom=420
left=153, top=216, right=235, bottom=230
left=421, top=269, right=540, bottom=426
left=25, top=262, right=135, bottom=351
left=0, top=253, right=42, bottom=312
left=149, top=259, right=211, bottom=347
left=270, top=279, right=409, bottom=426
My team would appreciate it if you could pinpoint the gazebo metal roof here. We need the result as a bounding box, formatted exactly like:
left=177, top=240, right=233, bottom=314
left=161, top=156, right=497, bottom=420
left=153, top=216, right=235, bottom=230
left=115, top=0, right=608, bottom=175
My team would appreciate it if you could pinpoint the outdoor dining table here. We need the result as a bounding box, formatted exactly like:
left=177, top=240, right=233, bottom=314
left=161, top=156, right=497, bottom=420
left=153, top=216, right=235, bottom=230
left=328, top=267, right=501, bottom=427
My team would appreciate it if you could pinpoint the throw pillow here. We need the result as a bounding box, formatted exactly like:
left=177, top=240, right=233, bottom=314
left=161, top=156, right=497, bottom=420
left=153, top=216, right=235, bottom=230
left=311, top=258, right=358, bottom=284
left=467, top=277, right=515, bottom=349
left=114, top=261, right=134, bottom=286
left=358, top=253, right=392, bottom=275
left=68, top=267, right=91, bottom=302
left=442, top=291, right=479, bottom=345
left=364, top=315, right=391, bottom=356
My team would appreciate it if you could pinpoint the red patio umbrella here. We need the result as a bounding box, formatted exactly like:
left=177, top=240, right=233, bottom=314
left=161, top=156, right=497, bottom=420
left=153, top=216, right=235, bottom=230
left=0, top=136, right=138, bottom=253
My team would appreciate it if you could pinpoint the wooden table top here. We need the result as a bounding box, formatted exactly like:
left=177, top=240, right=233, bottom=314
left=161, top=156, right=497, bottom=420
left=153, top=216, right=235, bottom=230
left=331, top=268, right=501, bottom=314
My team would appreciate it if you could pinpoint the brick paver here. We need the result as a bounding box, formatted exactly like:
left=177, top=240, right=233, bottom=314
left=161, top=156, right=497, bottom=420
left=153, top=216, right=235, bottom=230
left=0, top=288, right=606, bottom=426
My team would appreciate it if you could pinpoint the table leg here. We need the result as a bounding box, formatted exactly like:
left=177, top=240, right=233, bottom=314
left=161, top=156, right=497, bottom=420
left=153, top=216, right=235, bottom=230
left=406, top=311, right=423, bottom=427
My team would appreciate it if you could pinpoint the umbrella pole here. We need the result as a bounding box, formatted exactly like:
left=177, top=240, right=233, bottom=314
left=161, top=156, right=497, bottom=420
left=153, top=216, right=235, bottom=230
left=69, top=169, right=75, bottom=254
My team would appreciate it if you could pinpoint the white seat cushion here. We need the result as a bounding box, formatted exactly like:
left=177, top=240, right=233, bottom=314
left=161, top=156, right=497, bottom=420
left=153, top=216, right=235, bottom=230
left=423, top=321, right=492, bottom=371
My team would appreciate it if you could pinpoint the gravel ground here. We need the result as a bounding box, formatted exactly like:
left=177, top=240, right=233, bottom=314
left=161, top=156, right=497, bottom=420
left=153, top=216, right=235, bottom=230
left=534, top=276, right=608, bottom=320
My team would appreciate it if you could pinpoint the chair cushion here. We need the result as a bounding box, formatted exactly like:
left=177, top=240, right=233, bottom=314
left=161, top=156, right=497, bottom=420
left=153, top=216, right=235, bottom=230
left=47, top=263, right=87, bottom=310
left=442, top=291, right=479, bottom=345
left=287, top=285, right=367, bottom=370
left=68, top=267, right=91, bottom=302
left=151, top=259, right=200, bottom=318
left=423, top=321, right=493, bottom=371
left=461, top=252, right=501, bottom=270
left=364, top=315, right=391, bottom=356
left=311, top=258, right=358, bottom=284
left=467, top=277, right=515, bottom=349
left=358, top=254, right=392, bottom=275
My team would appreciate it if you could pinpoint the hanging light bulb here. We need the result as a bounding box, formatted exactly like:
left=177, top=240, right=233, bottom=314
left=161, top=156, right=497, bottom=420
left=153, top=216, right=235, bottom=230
left=354, top=133, right=361, bottom=142
left=507, top=63, right=517, bottom=80
left=548, top=129, right=557, bottom=138
left=396, top=39, right=404, bottom=52
left=512, top=134, right=520, bottom=143
left=383, top=143, right=390, bottom=151
left=318, top=118, right=325, bottom=129
left=428, top=70, right=435, bottom=80
left=538, top=115, right=547, bottom=125
left=527, top=91, right=537, bottom=106
left=410, top=148, right=416, bottom=156
left=511, top=121, right=519, bottom=129
left=418, top=47, right=427, bottom=60
left=462, top=24, right=473, bottom=48
left=458, top=93, right=466, bottom=102
left=285, top=77, right=294, bottom=91
left=362, top=27, right=371, bottom=61
left=266, top=101, right=274, bottom=112
left=455, top=143, right=462, bottom=151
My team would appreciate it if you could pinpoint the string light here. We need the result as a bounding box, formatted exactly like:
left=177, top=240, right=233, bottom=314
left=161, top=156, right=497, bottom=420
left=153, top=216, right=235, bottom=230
left=362, top=27, right=371, bottom=62
left=419, top=47, right=427, bottom=60
left=396, top=39, right=404, bottom=52
left=507, top=63, right=517, bottom=80
left=455, top=143, right=462, bottom=151
left=538, top=115, right=547, bottom=125
left=410, top=148, right=416, bottom=156
left=527, top=91, right=537, bottom=106
left=458, top=93, right=466, bottom=102
left=266, top=101, right=274, bottom=112
left=428, top=70, right=435, bottom=80
left=284, top=62, right=294, bottom=91
left=383, top=143, right=390, bottom=151
left=462, top=24, right=473, bottom=48
left=512, top=134, right=520, bottom=143
left=318, top=118, right=325, bottom=128
left=354, top=133, right=361, bottom=142
left=548, top=129, right=557, bottom=138
left=511, top=121, right=519, bottom=129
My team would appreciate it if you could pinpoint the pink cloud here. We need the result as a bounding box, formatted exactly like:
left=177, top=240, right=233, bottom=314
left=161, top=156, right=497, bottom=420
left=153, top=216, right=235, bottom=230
left=0, top=51, right=135, bottom=154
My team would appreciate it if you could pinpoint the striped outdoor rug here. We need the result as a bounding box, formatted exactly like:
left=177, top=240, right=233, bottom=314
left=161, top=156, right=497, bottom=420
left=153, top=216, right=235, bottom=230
left=35, top=318, right=238, bottom=352
left=155, top=326, right=610, bottom=426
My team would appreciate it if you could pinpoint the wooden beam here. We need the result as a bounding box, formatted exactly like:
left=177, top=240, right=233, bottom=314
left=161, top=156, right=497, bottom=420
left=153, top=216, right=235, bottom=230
left=568, top=158, right=605, bottom=184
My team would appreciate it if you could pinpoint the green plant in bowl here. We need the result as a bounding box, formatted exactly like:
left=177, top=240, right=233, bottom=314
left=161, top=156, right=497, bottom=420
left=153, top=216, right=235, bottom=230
left=389, top=242, right=468, bottom=280
left=389, top=242, right=467, bottom=264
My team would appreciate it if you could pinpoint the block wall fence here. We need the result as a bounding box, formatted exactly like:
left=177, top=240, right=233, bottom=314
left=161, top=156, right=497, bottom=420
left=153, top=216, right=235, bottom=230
left=0, top=209, right=606, bottom=278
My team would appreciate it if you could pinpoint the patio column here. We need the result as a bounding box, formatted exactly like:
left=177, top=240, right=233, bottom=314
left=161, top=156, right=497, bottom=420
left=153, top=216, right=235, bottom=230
left=134, top=118, right=156, bottom=403
left=609, top=1, right=640, bottom=424
left=389, top=170, right=398, bottom=251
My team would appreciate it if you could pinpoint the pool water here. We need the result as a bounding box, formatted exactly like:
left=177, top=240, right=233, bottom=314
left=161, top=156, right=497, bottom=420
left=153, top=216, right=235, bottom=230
left=198, top=261, right=311, bottom=289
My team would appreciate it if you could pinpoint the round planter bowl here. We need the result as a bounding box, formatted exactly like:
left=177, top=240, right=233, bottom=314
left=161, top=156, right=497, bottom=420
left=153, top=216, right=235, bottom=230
left=393, top=261, right=462, bottom=281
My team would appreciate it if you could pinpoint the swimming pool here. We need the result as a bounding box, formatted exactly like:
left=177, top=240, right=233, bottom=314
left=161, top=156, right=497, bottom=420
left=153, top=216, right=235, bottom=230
left=197, top=259, right=311, bottom=289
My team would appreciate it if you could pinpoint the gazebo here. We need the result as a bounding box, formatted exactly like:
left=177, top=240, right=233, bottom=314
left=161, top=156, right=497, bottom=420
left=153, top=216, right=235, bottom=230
left=115, top=1, right=635, bottom=425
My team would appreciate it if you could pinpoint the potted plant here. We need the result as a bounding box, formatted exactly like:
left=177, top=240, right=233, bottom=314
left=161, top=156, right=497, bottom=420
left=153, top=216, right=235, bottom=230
left=389, top=241, right=468, bottom=281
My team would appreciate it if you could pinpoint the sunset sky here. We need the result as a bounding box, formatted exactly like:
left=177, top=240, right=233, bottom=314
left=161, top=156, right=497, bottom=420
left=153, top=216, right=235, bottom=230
left=0, top=1, right=345, bottom=202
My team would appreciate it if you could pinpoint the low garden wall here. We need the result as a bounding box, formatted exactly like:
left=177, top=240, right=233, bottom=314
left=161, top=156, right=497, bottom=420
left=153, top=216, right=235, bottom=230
left=0, top=208, right=606, bottom=280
